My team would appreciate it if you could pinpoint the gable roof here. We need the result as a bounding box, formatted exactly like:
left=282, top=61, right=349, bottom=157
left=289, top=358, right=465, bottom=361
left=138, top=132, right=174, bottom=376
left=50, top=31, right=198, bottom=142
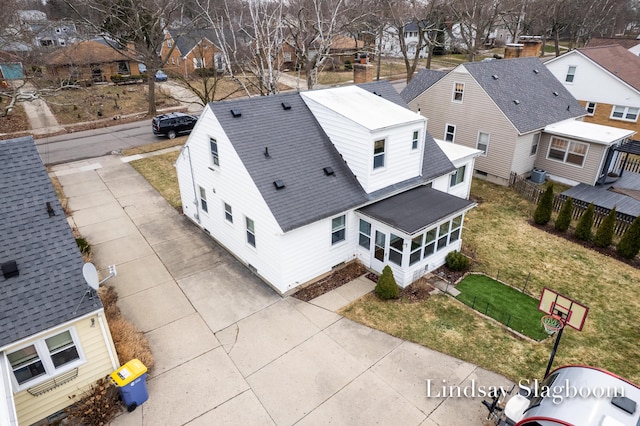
left=464, top=57, right=585, bottom=134
left=577, top=45, right=640, bottom=93
left=586, top=37, right=640, bottom=50
left=0, top=137, right=100, bottom=348
left=208, top=93, right=368, bottom=232
left=45, top=40, right=130, bottom=65
left=171, top=29, right=218, bottom=57
left=400, top=69, right=448, bottom=103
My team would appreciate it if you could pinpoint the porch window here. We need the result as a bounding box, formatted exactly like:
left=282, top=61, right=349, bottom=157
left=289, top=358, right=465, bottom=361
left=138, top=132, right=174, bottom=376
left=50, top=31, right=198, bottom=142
left=373, top=139, right=385, bottom=169
left=359, top=219, right=371, bottom=249
left=437, top=222, right=450, bottom=250
left=412, top=131, right=419, bottom=150
left=565, top=66, right=576, bottom=83
left=374, top=231, right=385, bottom=262
left=445, top=124, right=456, bottom=142
left=477, top=132, right=489, bottom=155
left=331, top=215, right=346, bottom=245
left=210, top=138, right=220, bottom=166
left=389, top=234, right=403, bottom=266
left=450, top=215, right=462, bottom=242
left=611, top=105, right=639, bottom=122
left=7, top=329, right=82, bottom=387
left=246, top=217, right=256, bottom=247
left=531, top=133, right=540, bottom=156
left=224, top=203, right=233, bottom=223
left=586, top=102, right=596, bottom=116
left=450, top=166, right=466, bottom=187
left=423, top=228, right=436, bottom=257
left=547, top=137, right=587, bottom=167
left=116, top=61, right=130, bottom=75
left=409, top=234, right=423, bottom=265
left=452, top=82, right=464, bottom=102
left=199, top=186, right=208, bottom=213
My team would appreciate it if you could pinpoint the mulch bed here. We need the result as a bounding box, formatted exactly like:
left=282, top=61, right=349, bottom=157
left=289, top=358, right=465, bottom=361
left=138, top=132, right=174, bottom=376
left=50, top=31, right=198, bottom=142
left=293, top=262, right=367, bottom=302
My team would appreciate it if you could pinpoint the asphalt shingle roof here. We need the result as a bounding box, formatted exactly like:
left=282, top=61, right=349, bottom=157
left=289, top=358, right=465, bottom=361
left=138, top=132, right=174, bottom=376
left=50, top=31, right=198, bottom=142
left=400, top=69, right=448, bottom=103
left=173, top=29, right=218, bottom=57
left=464, top=57, right=586, bottom=134
left=577, top=45, right=640, bottom=93
left=0, top=137, right=100, bottom=348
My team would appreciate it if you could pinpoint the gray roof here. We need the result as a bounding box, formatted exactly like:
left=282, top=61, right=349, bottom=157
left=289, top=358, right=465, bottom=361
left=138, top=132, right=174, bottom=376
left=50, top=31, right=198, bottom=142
left=422, top=131, right=456, bottom=179
left=209, top=93, right=368, bottom=232
left=464, top=57, right=586, bottom=134
left=400, top=69, right=448, bottom=103
left=0, top=137, right=100, bottom=348
left=357, top=80, right=410, bottom=108
left=358, top=185, right=475, bottom=234
left=173, top=29, right=218, bottom=57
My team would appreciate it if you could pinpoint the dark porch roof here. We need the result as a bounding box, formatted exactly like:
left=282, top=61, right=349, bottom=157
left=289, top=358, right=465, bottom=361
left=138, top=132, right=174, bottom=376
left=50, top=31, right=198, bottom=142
left=357, top=186, right=476, bottom=234
left=614, top=139, right=640, bottom=155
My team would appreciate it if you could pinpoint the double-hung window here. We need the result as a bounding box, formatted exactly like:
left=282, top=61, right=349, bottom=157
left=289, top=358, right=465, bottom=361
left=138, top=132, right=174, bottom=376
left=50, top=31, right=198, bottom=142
left=331, top=215, right=346, bottom=245
left=547, top=137, right=588, bottom=167
left=565, top=66, right=576, bottom=83
left=389, top=234, right=403, bottom=266
left=359, top=219, right=371, bottom=249
left=445, top=124, right=456, bottom=142
left=210, top=138, right=220, bottom=166
left=531, top=133, right=540, bottom=156
left=476, top=132, right=489, bottom=155
left=246, top=217, right=256, bottom=247
left=437, top=222, right=450, bottom=250
left=452, top=82, right=464, bottom=102
left=450, top=166, right=466, bottom=187
left=411, top=131, right=419, bottom=150
left=423, top=228, right=436, bottom=257
left=199, top=186, right=208, bottom=213
left=586, top=102, right=596, bottom=116
left=373, top=139, right=385, bottom=169
left=8, top=329, right=82, bottom=387
left=611, top=106, right=639, bottom=122
left=449, top=215, right=462, bottom=243
left=224, top=203, right=233, bottom=223
left=409, top=234, right=423, bottom=265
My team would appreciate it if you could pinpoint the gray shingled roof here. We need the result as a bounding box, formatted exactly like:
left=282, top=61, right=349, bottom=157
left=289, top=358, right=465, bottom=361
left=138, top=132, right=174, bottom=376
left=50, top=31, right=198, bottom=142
left=0, top=137, right=100, bottom=348
left=400, top=69, right=448, bottom=103
left=358, top=80, right=410, bottom=108
left=358, top=186, right=475, bottom=234
left=209, top=93, right=369, bottom=232
left=174, top=29, right=218, bottom=57
left=464, top=57, right=586, bottom=134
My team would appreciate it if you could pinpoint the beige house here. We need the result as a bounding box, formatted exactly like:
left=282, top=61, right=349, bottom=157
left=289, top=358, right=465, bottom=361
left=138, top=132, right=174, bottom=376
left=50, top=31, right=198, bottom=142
left=400, top=57, right=634, bottom=186
left=0, top=136, right=119, bottom=425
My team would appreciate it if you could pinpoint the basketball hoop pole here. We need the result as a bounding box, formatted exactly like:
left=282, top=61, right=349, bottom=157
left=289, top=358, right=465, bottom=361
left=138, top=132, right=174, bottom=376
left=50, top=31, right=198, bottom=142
left=544, top=324, right=564, bottom=378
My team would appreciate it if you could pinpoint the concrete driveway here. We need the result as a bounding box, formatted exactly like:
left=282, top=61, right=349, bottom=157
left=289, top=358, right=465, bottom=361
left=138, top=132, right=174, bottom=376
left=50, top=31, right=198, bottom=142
left=51, top=154, right=512, bottom=425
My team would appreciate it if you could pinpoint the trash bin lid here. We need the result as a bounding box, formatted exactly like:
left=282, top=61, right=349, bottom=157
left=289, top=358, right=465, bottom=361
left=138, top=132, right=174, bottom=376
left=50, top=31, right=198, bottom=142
left=110, top=359, right=148, bottom=386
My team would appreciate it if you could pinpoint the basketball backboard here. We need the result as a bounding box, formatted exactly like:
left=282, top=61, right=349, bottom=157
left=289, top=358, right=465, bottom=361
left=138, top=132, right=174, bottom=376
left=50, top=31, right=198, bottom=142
left=538, top=287, right=589, bottom=331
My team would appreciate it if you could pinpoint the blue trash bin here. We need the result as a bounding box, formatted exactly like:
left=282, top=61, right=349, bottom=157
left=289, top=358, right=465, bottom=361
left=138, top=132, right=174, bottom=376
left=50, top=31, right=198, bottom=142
left=110, top=359, right=149, bottom=411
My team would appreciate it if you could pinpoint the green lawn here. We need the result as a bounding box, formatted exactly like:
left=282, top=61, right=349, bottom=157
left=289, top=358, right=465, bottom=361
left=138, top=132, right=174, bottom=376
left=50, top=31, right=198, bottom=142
left=455, top=274, right=547, bottom=340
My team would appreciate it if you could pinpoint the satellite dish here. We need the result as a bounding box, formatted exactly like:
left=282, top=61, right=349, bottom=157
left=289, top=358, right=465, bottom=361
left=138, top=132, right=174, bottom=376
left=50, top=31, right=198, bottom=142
left=82, top=263, right=100, bottom=290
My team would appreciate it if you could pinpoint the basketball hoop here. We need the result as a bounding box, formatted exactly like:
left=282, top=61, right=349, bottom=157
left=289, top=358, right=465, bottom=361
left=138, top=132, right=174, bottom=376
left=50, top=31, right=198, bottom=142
left=541, top=314, right=564, bottom=335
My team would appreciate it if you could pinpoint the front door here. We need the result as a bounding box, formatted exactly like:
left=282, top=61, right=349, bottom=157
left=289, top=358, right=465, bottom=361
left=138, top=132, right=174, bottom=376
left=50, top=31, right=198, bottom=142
left=371, top=230, right=386, bottom=273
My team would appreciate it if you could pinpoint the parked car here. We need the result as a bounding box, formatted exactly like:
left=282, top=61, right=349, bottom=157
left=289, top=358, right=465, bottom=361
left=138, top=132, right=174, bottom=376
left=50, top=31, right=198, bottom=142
left=152, top=112, right=198, bottom=139
left=155, top=70, right=168, bottom=82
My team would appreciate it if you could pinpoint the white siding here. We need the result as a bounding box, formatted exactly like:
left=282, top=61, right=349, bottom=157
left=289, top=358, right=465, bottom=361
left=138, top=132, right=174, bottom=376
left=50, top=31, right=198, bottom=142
left=176, top=107, right=285, bottom=291
left=301, top=96, right=426, bottom=193
left=545, top=52, right=640, bottom=107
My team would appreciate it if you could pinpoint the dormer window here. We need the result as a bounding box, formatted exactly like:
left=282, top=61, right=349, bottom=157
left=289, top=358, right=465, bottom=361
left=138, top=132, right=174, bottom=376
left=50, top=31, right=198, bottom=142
left=452, top=82, right=464, bottom=102
left=373, top=139, right=385, bottom=169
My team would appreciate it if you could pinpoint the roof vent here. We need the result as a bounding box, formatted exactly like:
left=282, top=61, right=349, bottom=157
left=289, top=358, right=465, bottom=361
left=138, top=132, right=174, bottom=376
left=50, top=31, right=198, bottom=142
left=281, top=102, right=291, bottom=110
left=230, top=109, right=242, bottom=117
left=264, top=147, right=270, bottom=158
left=513, top=100, right=520, bottom=105
left=323, top=166, right=335, bottom=176
left=273, top=180, right=285, bottom=190
left=533, top=69, right=539, bottom=74
left=492, top=75, right=498, bottom=80
left=553, top=91, right=559, bottom=96
left=1, top=260, right=19, bottom=279
left=46, top=201, right=55, bottom=217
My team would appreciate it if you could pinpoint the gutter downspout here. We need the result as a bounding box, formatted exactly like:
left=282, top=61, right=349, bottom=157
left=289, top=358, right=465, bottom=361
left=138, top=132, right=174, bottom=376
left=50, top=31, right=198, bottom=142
left=97, top=311, right=118, bottom=370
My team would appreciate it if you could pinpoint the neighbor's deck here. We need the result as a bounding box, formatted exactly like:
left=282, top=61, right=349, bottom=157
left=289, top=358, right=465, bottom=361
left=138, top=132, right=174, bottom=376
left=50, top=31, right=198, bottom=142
left=562, top=171, right=640, bottom=217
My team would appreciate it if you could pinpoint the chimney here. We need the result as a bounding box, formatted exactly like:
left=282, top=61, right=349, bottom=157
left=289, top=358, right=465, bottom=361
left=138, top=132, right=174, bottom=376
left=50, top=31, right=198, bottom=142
left=504, top=43, right=524, bottom=59
left=519, top=36, right=542, bottom=57
left=353, top=63, right=374, bottom=84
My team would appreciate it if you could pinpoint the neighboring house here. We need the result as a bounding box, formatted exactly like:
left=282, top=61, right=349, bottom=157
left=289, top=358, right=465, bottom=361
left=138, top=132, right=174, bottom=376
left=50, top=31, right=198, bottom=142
left=327, top=34, right=368, bottom=65
left=545, top=45, right=640, bottom=136
left=175, top=82, right=481, bottom=295
left=44, top=40, right=142, bottom=83
left=380, top=21, right=444, bottom=58
left=15, top=10, right=78, bottom=48
left=400, top=57, right=636, bottom=186
left=0, top=137, right=119, bottom=426
left=586, top=36, right=640, bottom=53
left=161, top=29, right=225, bottom=77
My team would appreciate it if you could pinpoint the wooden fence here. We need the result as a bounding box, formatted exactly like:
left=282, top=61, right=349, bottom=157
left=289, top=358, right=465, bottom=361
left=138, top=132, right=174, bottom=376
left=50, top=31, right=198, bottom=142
left=509, top=172, right=636, bottom=236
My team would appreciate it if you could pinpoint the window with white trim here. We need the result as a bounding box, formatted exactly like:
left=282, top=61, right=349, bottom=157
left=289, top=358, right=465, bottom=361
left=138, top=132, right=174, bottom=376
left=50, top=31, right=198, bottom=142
left=437, top=221, right=450, bottom=250
left=565, top=66, right=576, bottom=83
left=449, top=215, right=462, bottom=242
left=246, top=217, right=256, bottom=247
left=7, top=329, right=82, bottom=387
left=452, top=82, right=464, bottom=102
left=611, top=105, right=639, bottom=122
left=409, top=234, right=422, bottom=265
left=531, top=133, right=540, bottom=156
left=373, top=139, right=385, bottom=169
left=389, top=234, right=403, bottom=266
left=199, top=186, right=208, bottom=213
left=476, top=132, right=489, bottom=155
left=412, top=130, right=419, bottom=150
left=359, top=219, right=371, bottom=249
left=423, top=228, right=436, bottom=257
left=450, top=165, right=466, bottom=187
left=331, top=215, right=346, bottom=245
left=224, top=203, right=233, bottom=223
left=547, top=137, right=588, bottom=167
left=167, top=39, right=173, bottom=48
left=445, top=124, right=456, bottom=142
left=586, top=102, right=596, bottom=116
left=210, top=138, right=220, bottom=166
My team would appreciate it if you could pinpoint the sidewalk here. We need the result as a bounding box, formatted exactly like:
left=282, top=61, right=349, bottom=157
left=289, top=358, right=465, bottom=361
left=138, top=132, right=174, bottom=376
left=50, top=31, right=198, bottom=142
left=51, top=153, right=512, bottom=425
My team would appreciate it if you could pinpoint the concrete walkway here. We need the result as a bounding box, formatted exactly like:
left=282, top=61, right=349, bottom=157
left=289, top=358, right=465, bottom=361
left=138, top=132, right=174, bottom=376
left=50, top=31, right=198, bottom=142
left=50, top=154, right=512, bottom=425
left=19, top=82, right=65, bottom=135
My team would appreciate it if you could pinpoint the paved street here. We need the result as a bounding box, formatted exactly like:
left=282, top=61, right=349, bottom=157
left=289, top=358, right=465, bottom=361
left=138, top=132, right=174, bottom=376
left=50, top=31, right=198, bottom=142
left=50, top=154, right=512, bottom=425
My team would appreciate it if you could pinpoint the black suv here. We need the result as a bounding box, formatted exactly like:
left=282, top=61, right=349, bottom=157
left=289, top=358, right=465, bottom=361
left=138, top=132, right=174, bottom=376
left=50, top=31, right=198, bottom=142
left=152, top=112, right=198, bottom=139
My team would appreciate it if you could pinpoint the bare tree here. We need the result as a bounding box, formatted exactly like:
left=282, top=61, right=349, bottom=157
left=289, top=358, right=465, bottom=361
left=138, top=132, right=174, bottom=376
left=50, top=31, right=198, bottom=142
left=446, top=0, right=503, bottom=61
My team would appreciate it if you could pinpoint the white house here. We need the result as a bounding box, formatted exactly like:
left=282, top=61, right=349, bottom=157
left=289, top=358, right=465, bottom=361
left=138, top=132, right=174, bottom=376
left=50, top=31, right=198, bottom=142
left=176, top=82, right=481, bottom=295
